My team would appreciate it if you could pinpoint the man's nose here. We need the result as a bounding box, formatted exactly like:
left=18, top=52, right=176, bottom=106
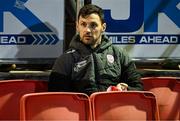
left=85, top=26, right=91, bottom=32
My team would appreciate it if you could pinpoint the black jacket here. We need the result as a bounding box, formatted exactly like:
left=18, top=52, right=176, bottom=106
left=48, top=35, right=143, bottom=95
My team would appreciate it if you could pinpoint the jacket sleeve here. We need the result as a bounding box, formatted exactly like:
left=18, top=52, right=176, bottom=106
left=48, top=52, right=73, bottom=92
left=119, top=49, right=144, bottom=91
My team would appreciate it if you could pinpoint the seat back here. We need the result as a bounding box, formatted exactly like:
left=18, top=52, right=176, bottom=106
left=0, top=79, right=48, bottom=120
left=142, top=77, right=180, bottom=120
left=90, top=91, right=159, bottom=121
left=20, top=92, right=91, bottom=121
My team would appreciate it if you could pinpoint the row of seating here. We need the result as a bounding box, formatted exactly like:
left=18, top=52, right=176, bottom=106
left=20, top=91, right=158, bottom=120
left=142, top=77, right=180, bottom=120
left=0, top=77, right=179, bottom=120
left=0, top=80, right=48, bottom=120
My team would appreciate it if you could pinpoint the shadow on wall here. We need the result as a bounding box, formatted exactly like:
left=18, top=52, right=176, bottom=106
left=14, top=22, right=62, bottom=66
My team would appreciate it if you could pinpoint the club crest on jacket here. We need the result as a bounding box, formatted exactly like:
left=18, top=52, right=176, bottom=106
left=107, top=54, right=114, bottom=63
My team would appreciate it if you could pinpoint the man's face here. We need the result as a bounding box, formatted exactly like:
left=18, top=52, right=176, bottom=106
left=76, top=13, right=106, bottom=48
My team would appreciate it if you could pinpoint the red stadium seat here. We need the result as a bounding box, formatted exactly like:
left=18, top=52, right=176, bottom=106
left=0, top=79, right=48, bottom=120
left=90, top=91, right=159, bottom=120
left=142, top=77, right=180, bottom=120
left=20, top=92, right=91, bottom=121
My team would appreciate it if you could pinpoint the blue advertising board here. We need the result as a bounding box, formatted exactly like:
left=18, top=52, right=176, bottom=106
left=0, top=0, right=64, bottom=60
left=92, top=0, right=180, bottom=58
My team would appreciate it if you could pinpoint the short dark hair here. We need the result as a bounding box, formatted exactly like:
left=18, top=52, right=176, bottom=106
left=77, top=4, right=105, bottom=23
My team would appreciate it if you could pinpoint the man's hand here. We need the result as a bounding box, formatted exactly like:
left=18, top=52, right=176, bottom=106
left=107, top=83, right=128, bottom=92
left=116, top=83, right=128, bottom=91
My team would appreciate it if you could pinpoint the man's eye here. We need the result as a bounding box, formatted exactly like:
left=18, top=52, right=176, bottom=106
left=81, top=23, right=86, bottom=27
left=91, top=23, right=97, bottom=28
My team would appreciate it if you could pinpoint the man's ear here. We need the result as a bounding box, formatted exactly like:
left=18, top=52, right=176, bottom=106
left=76, top=21, right=79, bottom=33
left=102, top=23, right=106, bottom=32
